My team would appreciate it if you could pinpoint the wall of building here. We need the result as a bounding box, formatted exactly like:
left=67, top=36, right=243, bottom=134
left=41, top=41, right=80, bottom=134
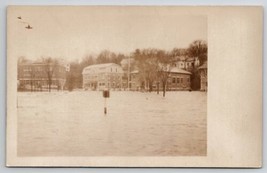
left=83, top=64, right=123, bottom=91
left=200, top=69, right=208, bottom=91
left=18, top=63, right=67, bottom=91
left=167, top=73, right=191, bottom=91
left=129, top=72, right=191, bottom=91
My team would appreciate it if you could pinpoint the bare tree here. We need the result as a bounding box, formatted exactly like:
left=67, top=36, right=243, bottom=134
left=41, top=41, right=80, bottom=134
left=170, top=48, right=188, bottom=57
left=81, top=55, right=95, bottom=68
left=187, top=40, right=208, bottom=90
left=133, top=49, right=159, bottom=92
left=29, top=66, right=35, bottom=92
left=157, top=51, right=174, bottom=97
left=188, top=40, right=207, bottom=65
left=42, top=57, right=58, bottom=92
left=96, top=50, right=114, bottom=64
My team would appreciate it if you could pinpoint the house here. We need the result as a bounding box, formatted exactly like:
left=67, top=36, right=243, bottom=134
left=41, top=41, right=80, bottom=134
left=18, top=61, right=67, bottom=91
left=82, top=63, right=123, bottom=90
left=129, top=67, right=191, bottom=91
left=173, top=56, right=200, bottom=70
left=198, top=61, right=208, bottom=91
left=167, top=68, right=192, bottom=91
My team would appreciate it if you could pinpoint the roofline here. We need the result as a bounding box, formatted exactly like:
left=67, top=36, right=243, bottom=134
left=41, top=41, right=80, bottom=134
left=84, top=63, right=121, bottom=69
left=130, top=70, right=191, bottom=75
left=18, top=63, right=64, bottom=66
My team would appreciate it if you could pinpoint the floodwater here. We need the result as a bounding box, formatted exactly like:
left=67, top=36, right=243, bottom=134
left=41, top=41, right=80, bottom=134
left=17, top=91, right=207, bottom=156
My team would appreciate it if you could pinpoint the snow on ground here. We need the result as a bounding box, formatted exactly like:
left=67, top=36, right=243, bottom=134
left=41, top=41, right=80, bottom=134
left=17, top=91, right=207, bottom=156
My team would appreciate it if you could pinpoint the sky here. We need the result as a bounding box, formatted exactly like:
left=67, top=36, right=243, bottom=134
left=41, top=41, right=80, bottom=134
left=8, top=6, right=207, bottom=62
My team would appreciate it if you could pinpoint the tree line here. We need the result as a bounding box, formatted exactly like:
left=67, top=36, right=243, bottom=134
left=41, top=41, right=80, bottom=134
left=67, top=40, right=207, bottom=92
left=18, top=39, right=207, bottom=94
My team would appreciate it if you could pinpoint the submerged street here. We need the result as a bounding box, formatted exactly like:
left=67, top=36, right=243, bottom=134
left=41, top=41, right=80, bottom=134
left=17, top=91, right=207, bottom=156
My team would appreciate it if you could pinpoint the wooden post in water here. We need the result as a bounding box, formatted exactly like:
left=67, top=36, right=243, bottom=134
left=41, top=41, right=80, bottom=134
left=104, top=97, right=107, bottom=114
left=103, top=89, right=110, bottom=115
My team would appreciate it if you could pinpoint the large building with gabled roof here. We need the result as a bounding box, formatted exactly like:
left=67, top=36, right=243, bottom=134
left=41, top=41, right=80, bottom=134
left=82, top=63, right=124, bottom=90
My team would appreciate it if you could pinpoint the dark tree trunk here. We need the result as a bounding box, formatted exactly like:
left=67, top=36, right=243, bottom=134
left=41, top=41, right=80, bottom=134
left=48, top=80, right=51, bottom=92
left=157, top=82, right=159, bottom=94
left=162, top=81, right=166, bottom=97
left=149, top=81, right=153, bottom=92
left=30, top=81, right=33, bottom=92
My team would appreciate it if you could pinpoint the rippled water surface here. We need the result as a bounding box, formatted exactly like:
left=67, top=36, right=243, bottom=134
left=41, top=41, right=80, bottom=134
left=18, top=91, right=207, bottom=156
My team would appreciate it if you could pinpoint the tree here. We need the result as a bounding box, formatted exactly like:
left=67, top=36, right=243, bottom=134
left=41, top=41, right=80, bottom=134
left=72, top=61, right=83, bottom=88
left=111, top=53, right=125, bottom=64
left=187, top=40, right=208, bottom=90
left=42, top=57, right=59, bottom=92
left=28, top=66, right=35, bottom=92
left=132, top=48, right=175, bottom=96
left=133, top=48, right=159, bottom=92
left=187, top=40, right=207, bottom=65
left=96, top=50, right=115, bottom=64
left=157, top=51, right=174, bottom=97
left=170, top=48, right=188, bottom=57
left=66, top=71, right=74, bottom=91
left=96, top=50, right=125, bottom=65
left=80, top=55, right=95, bottom=68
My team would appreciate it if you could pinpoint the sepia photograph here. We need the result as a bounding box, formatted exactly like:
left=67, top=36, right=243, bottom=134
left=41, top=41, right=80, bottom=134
left=14, top=7, right=207, bottom=157
left=6, top=6, right=262, bottom=167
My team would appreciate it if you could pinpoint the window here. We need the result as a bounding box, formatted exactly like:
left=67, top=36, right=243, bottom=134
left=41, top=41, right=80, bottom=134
left=36, top=67, right=42, bottom=71
left=23, top=67, right=31, bottom=72
left=172, top=78, right=176, bottom=83
left=24, top=73, right=31, bottom=77
left=181, top=78, right=183, bottom=83
left=177, top=78, right=180, bottom=83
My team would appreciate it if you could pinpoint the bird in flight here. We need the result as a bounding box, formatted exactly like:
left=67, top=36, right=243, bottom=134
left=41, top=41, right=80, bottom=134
left=17, top=16, right=34, bottom=30
left=25, top=25, right=33, bottom=29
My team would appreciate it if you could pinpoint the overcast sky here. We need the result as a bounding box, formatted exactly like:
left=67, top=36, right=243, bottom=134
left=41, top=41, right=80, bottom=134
left=8, top=6, right=207, bottom=62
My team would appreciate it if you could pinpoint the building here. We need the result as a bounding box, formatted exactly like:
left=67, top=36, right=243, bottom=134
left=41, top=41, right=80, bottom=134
left=129, top=67, right=191, bottom=91
left=173, top=56, right=200, bottom=70
left=120, top=58, right=135, bottom=70
left=82, top=63, right=123, bottom=90
left=18, top=61, right=67, bottom=91
left=120, top=58, right=136, bottom=89
left=198, top=61, right=208, bottom=91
